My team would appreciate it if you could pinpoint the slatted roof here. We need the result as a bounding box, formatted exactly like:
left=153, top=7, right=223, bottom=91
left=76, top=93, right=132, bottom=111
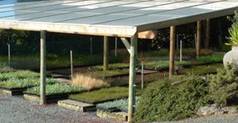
left=0, top=0, right=238, bottom=37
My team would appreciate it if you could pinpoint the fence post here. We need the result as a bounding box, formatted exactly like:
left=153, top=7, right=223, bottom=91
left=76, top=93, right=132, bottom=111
left=180, top=40, right=183, bottom=62
left=70, top=50, right=74, bottom=79
left=7, top=43, right=11, bottom=67
left=115, top=37, right=118, bottom=57
left=141, top=61, right=144, bottom=90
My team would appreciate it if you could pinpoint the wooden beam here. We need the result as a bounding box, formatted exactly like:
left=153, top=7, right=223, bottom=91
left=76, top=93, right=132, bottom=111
left=40, top=30, right=46, bottom=105
left=103, top=36, right=109, bottom=71
left=169, top=26, right=176, bottom=79
left=196, top=21, right=201, bottom=58
left=121, top=37, right=131, bottom=54
left=205, top=19, right=210, bottom=49
left=128, top=33, right=137, bottom=123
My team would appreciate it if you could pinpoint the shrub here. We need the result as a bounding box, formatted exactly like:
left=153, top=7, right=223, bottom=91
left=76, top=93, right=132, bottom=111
left=71, top=73, right=109, bottom=90
left=208, top=66, right=238, bottom=106
left=135, top=76, right=209, bottom=122
left=226, top=11, right=238, bottom=46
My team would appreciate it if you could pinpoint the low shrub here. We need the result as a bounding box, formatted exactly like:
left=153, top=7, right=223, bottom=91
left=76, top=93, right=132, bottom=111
left=208, top=66, right=238, bottom=106
left=183, top=64, right=223, bottom=75
left=135, top=75, right=209, bottom=122
left=196, top=54, right=223, bottom=64
left=71, top=73, right=109, bottom=90
left=25, top=83, right=84, bottom=96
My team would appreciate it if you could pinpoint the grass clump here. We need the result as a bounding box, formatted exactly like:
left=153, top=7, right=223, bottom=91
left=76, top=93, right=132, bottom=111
left=183, top=64, right=223, bottom=75
left=196, top=54, right=223, bottom=65
left=25, top=83, right=84, bottom=96
left=71, top=73, right=109, bottom=90
left=135, top=75, right=209, bottom=122
left=69, top=87, right=130, bottom=104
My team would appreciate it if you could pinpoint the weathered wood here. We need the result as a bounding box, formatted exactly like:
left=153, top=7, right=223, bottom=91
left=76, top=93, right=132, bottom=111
left=205, top=19, right=210, bottom=49
left=121, top=38, right=131, bottom=54
left=40, top=30, right=46, bottom=105
left=196, top=21, right=201, bottom=58
left=103, top=36, right=109, bottom=71
left=169, top=26, right=176, bottom=79
left=128, top=33, right=137, bottom=123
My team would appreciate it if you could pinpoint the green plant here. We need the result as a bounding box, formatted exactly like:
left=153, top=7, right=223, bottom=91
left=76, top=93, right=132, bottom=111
left=0, top=70, right=39, bottom=81
left=69, top=87, right=130, bottom=104
left=226, top=11, right=238, bottom=46
left=208, top=66, right=238, bottom=106
left=25, top=83, right=84, bottom=96
left=0, top=78, right=56, bottom=89
left=135, top=76, right=209, bottom=122
left=97, top=97, right=140, bottom=112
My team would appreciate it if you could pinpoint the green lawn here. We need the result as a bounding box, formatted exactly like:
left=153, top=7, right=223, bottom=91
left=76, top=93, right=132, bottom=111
left=69, top=87, right=136, bottom=104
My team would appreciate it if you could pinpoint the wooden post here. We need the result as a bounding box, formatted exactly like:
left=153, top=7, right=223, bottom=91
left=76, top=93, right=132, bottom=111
left=40, top=31, right=46, bottom=105
left=90, top=37, right=93, bottom=55
left=7, top=43, right=11, bottom=67
left=169, top=26, right=176, bottom=79
left=196, top=21, right=201, bottom=58
left=205, top=19, right=210, bottom=49
left=128, top=33, right=137, bottom=123
left=103, top=36, right=109, bottom=71
left=141, top=61, right=144, bottom=90
left=180, top=39, right=183, bottom=62
left=70, top=50, right=73, bottom=79
left=115, top=37, right=118, bottom=57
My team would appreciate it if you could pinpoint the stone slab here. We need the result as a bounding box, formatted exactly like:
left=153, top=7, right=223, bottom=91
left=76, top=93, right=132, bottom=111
left=58, top=99, right=96, bottom=112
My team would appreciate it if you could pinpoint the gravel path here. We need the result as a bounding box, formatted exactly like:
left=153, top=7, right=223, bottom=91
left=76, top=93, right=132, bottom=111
left=0, top=95, right=121, bottom=123
left=1, top=95, right=238, bottom=123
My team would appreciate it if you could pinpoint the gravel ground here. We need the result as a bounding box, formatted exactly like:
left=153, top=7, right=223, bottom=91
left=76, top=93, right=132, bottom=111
left=0, top=95, right=121, bottom=123
left=1, top=95, right=238, bottom=123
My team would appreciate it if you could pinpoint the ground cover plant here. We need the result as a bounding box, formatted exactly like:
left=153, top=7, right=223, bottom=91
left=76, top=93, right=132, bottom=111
left=0, top=70, right=39, bottom=81
left=69, top=87, right=141, bottom=104
left=97, top=97, right=140, bottom=112
left=0, top=78, right=56, bottom=89
left=182, top=63, right=223, bottom=75
left=25, top=82, right=84, bottom=96
left=92, top=63, right=129, bottom=70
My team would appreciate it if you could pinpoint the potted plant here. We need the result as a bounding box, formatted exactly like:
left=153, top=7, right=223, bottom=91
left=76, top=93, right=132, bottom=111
left=223, top=12, right=238, bottom=70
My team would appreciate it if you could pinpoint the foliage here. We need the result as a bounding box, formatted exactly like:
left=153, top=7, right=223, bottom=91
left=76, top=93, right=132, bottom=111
left=208, top=66, right=238, bottom=106
left=196, top=54, right=223, bottom=64
left=144, top=60, right=191, bottom=70
left=0, top=70, right=39, bottom=81
left=69, top=87, right=130, bottom=104
left=135, top=75, right=209, bottom=122
left=0, top=78, right=56, bottom=89
left=97, top=97, right=140, bottom=112
left=183, top=64, right=223, bottom=75
left=25, top=83, right=84, bottom=96
left=226, top=11, right=238, bottom=46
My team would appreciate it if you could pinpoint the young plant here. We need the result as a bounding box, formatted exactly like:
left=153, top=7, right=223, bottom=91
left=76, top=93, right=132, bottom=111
left=226, top=11, right=238, bottom=46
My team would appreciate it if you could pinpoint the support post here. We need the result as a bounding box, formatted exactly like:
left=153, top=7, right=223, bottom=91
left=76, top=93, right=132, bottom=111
left=205, top=19, right=210, bottom=49
left=180, top=39, right=183, bottom=62
left=70, top=50, right=74, bottom=79
left=141, top=62, right=144, bottom=90
left=103, top=36, right=109, bottom=71
left=40, top=31, right=46, bottom=105
left=196, top=21, right=201, bottom=58
left=90, top=37, right=93, bottom=55
left=7, top=43, right=11, bottom=67
left=169, top=26, right=176, bottom=79
left=115, top=37, right=118, bottom=57
left=128, top=33, right=137, bottom=123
